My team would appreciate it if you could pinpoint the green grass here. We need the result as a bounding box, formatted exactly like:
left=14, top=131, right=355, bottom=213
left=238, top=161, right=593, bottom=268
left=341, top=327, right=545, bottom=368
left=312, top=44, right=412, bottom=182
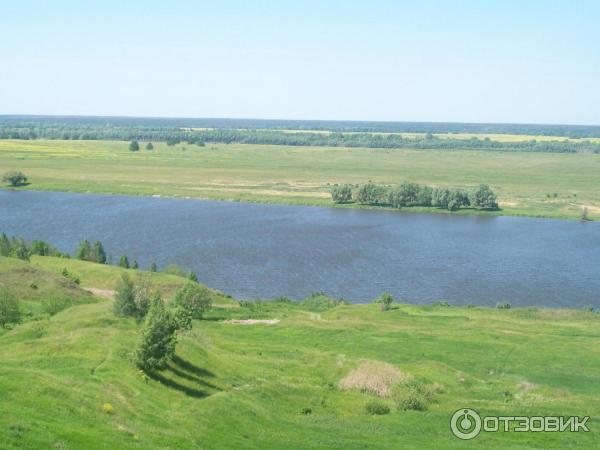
left=1, top=139, right=599, bottom=219
left=1, top=256, right=599, bottom=448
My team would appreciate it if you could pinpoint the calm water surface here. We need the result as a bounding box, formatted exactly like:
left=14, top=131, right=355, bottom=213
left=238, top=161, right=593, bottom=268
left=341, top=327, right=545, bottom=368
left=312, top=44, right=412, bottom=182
left=1, top=190, right=599, bottom=307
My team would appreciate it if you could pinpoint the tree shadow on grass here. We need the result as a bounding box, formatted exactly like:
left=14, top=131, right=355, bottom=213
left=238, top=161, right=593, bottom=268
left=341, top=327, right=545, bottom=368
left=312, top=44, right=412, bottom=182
left=146, top=370, right=209, bottom=399
left=146, top=355, right=220, bottom=399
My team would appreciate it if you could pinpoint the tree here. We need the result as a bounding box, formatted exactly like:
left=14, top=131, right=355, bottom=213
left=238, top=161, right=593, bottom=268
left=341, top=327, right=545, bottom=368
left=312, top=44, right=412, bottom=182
left=2, top=171, right=28, bottom=186
left=188, top=271, right=198, bottom=282
left=113, top=273, right=137, bottom=317
left=331, top=184, right=353, bottom=203
left=388, top=182, right=432, bottom=208
left=150, top=261, right=158, bottom=272
left=118, top=255, right=130, bottom=269
left=134, top=294, right=177, bottom=372
left=447, top=190, right=470, bottom=211
left=174, top=282, right=212, bottom=319
left=132, top=259, right=139, bottom=269
left=129, top=140, right=140, bottom=152
left=470, top=184, right=498, bottom=209
left=75, top=240, right=92, bottom=261
left=375, top=292, right=394, bottom=311
left=92, top=241, right=107, bottom=263
left=0, top=287, right=21, bottom=328
left=145, top=142, right=154, bottom=150
left=354, top=183, right=388, bottom=205
left=431, top=187, right=451, bottom=209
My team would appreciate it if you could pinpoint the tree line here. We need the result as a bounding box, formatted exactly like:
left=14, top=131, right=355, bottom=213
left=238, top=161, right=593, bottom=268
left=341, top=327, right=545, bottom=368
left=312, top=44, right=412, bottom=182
left=1, top=122, right=599, bottom=153
left=331, top=183, right=498, bottom=211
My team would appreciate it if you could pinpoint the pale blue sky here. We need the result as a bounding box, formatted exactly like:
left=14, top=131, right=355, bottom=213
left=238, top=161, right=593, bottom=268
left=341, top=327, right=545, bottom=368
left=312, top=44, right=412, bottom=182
left=1, top=0, right=599, bottom=124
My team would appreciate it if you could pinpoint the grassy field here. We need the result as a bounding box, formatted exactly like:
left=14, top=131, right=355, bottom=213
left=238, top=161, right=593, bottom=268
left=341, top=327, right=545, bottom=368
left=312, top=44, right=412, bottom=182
left=1, top=139, right=599, bottom=219
left=1, top=255, right=599, bottom=449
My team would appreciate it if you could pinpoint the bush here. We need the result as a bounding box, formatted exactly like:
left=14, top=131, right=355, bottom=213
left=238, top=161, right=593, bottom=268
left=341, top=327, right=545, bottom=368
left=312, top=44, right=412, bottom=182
left=102, top=403, right=114, bottom=414
left=2, top=171, right=28, bottom=186
left=375, top=292, right=394, bottom=311
left=113, top=273, right=149, bottom=320
left=388, top=182, right=432, bottom=208
left=145, top=142, right=154, bottom=150
left=42, top=297, right=71, bottom=316
left=392, top=379, right=433, bottom=411
left=331, top=184, right=353, bottom=203
left=163, top=263, right=187, bottom=277
left=174, top=282, right=212, bottom=320
left=496, top=301, right=512, bottom=309
left=0, top=287, right=21, bottom=328
left=365, top=400, right=390, bottom=415
left=300, top=293, right=346, bottom=311
left=129, top=140, right=139, bottom=152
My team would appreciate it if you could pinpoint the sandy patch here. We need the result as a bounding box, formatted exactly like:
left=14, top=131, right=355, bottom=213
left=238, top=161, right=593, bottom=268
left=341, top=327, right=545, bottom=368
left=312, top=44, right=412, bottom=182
left=224, top=319, right=280, bottom=325
left=339, top=360, right=410, bottom=397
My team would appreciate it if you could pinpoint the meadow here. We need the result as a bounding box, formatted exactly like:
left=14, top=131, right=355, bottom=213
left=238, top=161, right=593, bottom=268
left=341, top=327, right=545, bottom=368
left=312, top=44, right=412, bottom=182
left=1, top=139, right=599, bottom=220
left=0, top=255, right=599, bottom=449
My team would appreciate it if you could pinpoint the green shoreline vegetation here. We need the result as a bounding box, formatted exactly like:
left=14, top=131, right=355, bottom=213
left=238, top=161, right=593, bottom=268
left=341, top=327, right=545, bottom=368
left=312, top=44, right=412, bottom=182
left=1, top=139, right=599, bottom=220
left=0, top=233, right=599, bottom=449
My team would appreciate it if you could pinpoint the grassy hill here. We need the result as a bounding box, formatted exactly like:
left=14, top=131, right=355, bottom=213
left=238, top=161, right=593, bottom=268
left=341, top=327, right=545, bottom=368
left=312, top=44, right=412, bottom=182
left=0, top=256, right=599, bottom=449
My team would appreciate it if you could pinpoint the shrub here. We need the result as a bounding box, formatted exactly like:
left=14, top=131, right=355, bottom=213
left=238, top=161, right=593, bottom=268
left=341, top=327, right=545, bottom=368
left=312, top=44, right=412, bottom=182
left=354, top=183, right=388, bottom=205
left=2, top=171, right=28, bottom=186
left=129, top=140, right=140, bottom=152
left=375, top=292, right=394, bottom=311
left=102, top=403, right=114, bottom=414
left=496, top=301, right=512, bottom=309
left=174, top=282, right=212, bottom=319
left=396, top=393, right=428, bottom=411
left=145, top=142, right=154, bottom=150
left=365, top=400, right=390, bottom=415
left=163, top=263, right=187, bottom=277
left=391, top=379, right=433, bottom=411
left=113, top=273, right=149, bottom=320
left=300, top=293, right=346, bottom=311
left=300, top=407, right=312, bottom=415
left=388, top=182, right=432, bottom=208
left=42, top=297, right=70, bottom=316
left=118, top=255, right=130, bottom=269
left=0, top=287, right=21, bottom=328
left=331, top=184, right=353, bottom=203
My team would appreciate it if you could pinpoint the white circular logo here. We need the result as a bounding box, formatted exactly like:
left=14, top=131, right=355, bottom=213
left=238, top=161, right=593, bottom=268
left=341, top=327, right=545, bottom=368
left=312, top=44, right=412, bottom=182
left=451, top=408, right=482, bottom=440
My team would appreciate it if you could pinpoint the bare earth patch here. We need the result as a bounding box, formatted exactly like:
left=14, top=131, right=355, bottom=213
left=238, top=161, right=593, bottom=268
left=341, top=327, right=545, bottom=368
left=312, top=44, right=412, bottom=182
left=339, top=360, right=411, bottom=397
left=225, top=319, right=280, bottom=325
left=85, top=287, right=115, bottom=299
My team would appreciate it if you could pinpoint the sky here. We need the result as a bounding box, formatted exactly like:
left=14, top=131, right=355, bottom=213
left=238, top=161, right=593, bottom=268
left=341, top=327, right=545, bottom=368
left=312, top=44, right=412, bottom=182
left=1, top=0, right=599, bottom=124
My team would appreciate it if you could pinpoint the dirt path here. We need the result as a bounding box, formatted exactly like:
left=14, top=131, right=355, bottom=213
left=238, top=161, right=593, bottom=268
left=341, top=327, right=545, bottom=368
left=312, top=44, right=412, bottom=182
left=224, top=319, right=280, bottom=325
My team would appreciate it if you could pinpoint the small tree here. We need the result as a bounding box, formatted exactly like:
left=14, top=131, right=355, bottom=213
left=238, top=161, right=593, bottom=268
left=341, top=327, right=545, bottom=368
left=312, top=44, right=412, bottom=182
left=129, top=140, right=140, bottom=152
left=174, top=282, right=212, bottom=319
left=150, top=261, right=158, bottom=272
left=134, top=294, right=177, bottom=371
left=188, top=271, right=198, bottom=282
left=0, top=287, right=21, bottom=328
left=447, top=190, right=470, bottom=211
left=92, top=241, right=107, bottom=264
left=75, top=240, right=92, bottom=261
left=145, top=142, right=154, bottom=150
left=113, top=273, right=137, bottom=317
left=2, top=171, right=28, bottom=186
left=118, top=255, right=130, bottom=269
left=331, top=184, right=353, bottom=203
left=132, top=259, right=139, bottom=269
left=375, top=292, right=394, bottom=311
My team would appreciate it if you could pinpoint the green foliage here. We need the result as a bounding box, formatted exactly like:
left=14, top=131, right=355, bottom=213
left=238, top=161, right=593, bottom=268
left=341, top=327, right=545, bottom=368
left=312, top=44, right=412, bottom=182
left=300, top=292, right=346, bottom=311
left=129, top=140, right=140, bottom=152
left=496, top=301, right=512, bottom=309
left=470, top=184, right=498, bottom=209
left=112, top=273, right=149, bottom=320
left=61, top=267, right=80, bottom=285
left=0, top=287, right=21, bottom=328
left=145, top=142, right=154, bottom=150
left=364, top=400, right=390, bottom=415
left=42, top=297, right=72, bottom=316
left=118, top=255, right=130, bottom=269
left=75, top=239, right=107, bottom=263
left=388, top=182, right=432, bottom=208
left=375, top=292, right=394, bottom=311
left=174, top=283, right=212, bottom=320
left=392, top=379, right=433, bottom=411
left=150, top=261, right=158, bottom=272
left=331, top=184, right=353, bottom=203
left=134, top=294, right=177, bottom=372
left=2, top=170, right=28, bottom=186
left=188, top=271, right=198, bottom=282
left=163, top=263, right=187, bottom=277
left=132, top=259, right=139, bottom=270
left=447, top=190, right=470, bottom=211
left=354, top=182, right=388, bottom=205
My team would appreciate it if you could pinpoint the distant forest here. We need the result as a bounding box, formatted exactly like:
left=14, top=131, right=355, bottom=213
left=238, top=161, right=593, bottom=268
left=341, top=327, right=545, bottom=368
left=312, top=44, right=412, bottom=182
left=1, top=115, right=599, bottom=153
